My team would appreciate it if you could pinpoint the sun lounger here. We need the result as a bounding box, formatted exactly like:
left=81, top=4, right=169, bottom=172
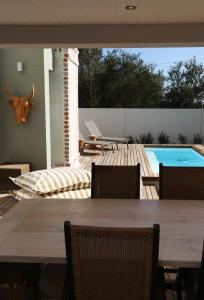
left=84, top=120, right=130, bottom=149
left=79, top=132, right=115, bottom=155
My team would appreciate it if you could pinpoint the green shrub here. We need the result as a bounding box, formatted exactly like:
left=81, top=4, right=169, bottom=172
left=178, top=134, right=187, bottom=144
left=193, top=133, right=203, bottom=144
left=158, top=131, right=169, bottom=144
left=139, top=132, right=154, bottom=144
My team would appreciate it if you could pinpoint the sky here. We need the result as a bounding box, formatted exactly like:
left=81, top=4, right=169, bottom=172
left=104, top=47, right=204, bottom=74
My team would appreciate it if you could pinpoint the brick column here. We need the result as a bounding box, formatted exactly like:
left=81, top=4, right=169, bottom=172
left=63, top=50, right=69, bottom=165
left=52, top=48, right=79, bottom=167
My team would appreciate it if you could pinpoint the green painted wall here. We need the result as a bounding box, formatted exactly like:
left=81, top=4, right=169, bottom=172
left=49, top=51, right=64, bottom=164
left=0, top=49, right=47, bottom=170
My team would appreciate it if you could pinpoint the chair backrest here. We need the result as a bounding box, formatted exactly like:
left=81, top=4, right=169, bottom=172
left=84, top=120, right=102, bottom=137
left=64, top=221, right=160, bottom=300
left=159, top=163, right=204, bottom=199
left=91, top=163, right=140, bottom=199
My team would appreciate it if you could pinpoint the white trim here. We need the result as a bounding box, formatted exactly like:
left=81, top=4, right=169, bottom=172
left=43, top=48, right=53, bottom=169
left=1, top=24, right=204, bottom=47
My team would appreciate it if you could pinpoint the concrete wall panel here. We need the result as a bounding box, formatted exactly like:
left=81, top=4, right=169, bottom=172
left=0, top=49, right=47, bottom=170
left=79, top=108, right=203, bottom=143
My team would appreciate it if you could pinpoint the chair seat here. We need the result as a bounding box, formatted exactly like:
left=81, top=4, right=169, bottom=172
left=97, top=136, right=129, bottom=142
left=83, top=139, right=114, bottom=145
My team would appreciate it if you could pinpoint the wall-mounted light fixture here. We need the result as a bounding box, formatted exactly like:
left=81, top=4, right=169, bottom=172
left=17, top=62, right=24, bottom=72
left=126, top=5, right=137, bottom=10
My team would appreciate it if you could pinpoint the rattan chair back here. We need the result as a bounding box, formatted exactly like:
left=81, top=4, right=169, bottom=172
left=91, top=163, right=140, bottom=199
left=159, top=163, right=204, bottom=199
left=64, top=222, right=160, bottom=300
left=0, top=263, right=40, bottom=300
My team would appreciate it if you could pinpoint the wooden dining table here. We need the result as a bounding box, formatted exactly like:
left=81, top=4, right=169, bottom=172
left=0, top=198, right=203, bottom=267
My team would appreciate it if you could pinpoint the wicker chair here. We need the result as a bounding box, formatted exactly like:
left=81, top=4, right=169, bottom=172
left=64, top=221, right=165, bottom=300
left=91, top=163, right=140, bottom=199
left=174, top=241, right=204, bottom=300
left=159, top=163, right=204, bottom=199
left=0, top=263, right=40, bottom=300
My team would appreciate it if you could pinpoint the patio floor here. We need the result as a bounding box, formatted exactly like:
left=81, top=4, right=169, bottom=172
left=79, top=143, right=159, bottom=200
left=80, top=143, right=154, bottom=176
left=79, top=143, right=204, bottom=200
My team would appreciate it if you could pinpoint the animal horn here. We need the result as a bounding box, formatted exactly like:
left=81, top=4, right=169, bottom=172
left=3, top=84, right=13, bottom=97
left=29, top=84, right=35, bottom=100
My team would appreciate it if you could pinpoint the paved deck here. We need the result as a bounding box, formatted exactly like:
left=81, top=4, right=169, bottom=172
left=79, top=143, right=204, bottom=200
left=80, top=144, right=154, bottom=175
left=79, top=144, right=159, bottom=199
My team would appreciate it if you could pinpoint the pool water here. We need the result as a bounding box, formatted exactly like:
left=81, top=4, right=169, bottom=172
left=145, top=147, right=204, bottom=174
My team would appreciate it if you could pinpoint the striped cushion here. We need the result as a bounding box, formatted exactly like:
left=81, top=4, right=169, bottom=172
left=10, top=167, right=91, bottom=194
left=12, top=188, right=91, bottom=201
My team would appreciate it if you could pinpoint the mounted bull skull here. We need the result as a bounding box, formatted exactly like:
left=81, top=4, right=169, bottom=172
left=3, top=84, right=35, bottom=123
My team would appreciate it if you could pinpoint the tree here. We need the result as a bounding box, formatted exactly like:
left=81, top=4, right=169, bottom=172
left=78, top=49, right=165, bottom=108
left=162, top=57, right=204, bottom=108
left=99, top=49, right=165, bottom=108
left=78, top=49, right=103, bottom=107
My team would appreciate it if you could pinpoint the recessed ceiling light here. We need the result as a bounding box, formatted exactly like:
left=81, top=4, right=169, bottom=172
left=126, top=5, right=137, bottom=10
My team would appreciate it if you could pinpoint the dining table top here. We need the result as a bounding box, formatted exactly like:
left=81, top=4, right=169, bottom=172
left=0, top=198, right=203, bottom=267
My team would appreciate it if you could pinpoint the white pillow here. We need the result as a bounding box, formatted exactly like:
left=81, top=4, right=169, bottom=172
left=12, top=188, right=91, bottom=201
left=10, top=167, right=91, bottom=194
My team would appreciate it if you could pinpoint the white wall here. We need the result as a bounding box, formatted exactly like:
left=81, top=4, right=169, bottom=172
left=50, top=49, right=64, bottom=165
left=79, top=108, right=204, bottom=143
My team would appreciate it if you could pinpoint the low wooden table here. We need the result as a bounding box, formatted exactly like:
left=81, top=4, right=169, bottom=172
left=0, top=199, right=203, bottom=267
left=0, top=164, right=30, bottom=192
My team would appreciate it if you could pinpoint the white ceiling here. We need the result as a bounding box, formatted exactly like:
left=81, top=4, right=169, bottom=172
left=0, top=0, right=204, bottom=25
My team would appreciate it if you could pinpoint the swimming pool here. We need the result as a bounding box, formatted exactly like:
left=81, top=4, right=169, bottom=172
left=145, top=147, right=204, bottom=174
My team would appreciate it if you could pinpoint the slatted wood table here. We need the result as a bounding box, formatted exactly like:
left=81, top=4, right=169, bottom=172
left=0, top=195, right=18, bottom=217
left=0, top=198, right=203, bottom=267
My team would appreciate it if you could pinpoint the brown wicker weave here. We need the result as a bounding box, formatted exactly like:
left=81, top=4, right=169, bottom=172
left=0, top=263, right=40, bottom=300
left=64, top=222, right=161, bottom=300
left=91, top=163, right=140, bottom=199
left=159, top=163, right=204, bottom=200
